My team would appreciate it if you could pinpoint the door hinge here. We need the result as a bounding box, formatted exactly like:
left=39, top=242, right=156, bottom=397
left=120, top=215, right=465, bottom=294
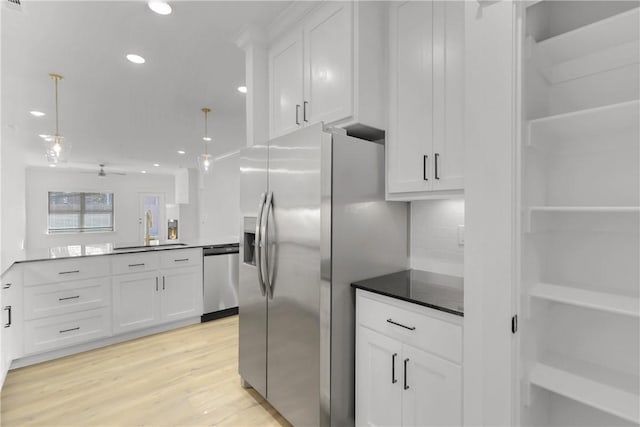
left=511, top=315, right=518, bottom=334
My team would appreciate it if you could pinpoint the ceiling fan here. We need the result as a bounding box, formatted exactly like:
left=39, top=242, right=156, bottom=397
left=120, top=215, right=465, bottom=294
left=89, top=164, right=127, bottom=177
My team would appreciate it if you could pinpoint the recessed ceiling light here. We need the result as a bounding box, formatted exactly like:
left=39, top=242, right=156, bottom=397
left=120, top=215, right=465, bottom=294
left=141, top=170, right=147, bottom=174
left=177, top=150, right=185, bottom=154
left=153, top=163, right=160, bottom=167
left=148, top=1, right=172, bottom=15
left=237, top=86, right=247, bottom=94
left=126, top=54, right=146, bottom=64
left=202, top=137, right=212, bottom=142
left=30, top=111, right=46, bottom=117
left=49, top=164, right=57, bottom=168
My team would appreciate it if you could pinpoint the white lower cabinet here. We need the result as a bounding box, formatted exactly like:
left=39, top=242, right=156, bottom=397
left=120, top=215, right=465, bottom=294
left=112, top=249, right=203, bottom=334
left=161, top=267, right=203, bottom=323
left=24, top=308, right=111, bottom=355
left=356, top=326, right=403, bottom=426
left=112, top=271, right=161, bottom=334
left=356, top=290, right=462, bottom=427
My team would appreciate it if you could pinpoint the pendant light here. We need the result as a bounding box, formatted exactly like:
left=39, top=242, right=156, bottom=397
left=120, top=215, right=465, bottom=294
left=44, top=73, right=71, bottom=163
left=197, top=107, right=212, bottom=174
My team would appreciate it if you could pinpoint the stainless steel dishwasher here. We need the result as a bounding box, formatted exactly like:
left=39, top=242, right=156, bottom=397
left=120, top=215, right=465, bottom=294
left=202, top=243, right=239, bottom=322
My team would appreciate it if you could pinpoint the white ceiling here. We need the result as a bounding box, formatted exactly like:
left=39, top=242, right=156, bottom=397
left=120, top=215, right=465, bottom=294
left=2, top=0, right=290, bottom=174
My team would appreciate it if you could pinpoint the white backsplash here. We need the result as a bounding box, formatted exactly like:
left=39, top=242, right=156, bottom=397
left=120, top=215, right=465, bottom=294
left=410, top=199, right=465, bottom=277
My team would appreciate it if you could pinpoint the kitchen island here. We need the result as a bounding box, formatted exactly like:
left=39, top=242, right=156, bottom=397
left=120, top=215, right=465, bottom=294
left=0, top=241, right=226, bottom=384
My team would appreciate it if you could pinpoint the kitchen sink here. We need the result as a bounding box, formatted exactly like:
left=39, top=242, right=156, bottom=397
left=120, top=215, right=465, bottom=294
left=113, top=243, right=188, bottom=251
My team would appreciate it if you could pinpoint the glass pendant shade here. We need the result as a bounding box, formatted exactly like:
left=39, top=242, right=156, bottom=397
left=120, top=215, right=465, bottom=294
left=44, top=135, right=71, bottom=163
left=197, top=153, right=212, bottom=174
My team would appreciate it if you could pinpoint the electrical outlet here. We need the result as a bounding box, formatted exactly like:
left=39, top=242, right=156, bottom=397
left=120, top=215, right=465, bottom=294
left=457, top=225, right=465, bottom=246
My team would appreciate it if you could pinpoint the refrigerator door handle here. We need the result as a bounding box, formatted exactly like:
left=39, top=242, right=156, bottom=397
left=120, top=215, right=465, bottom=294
left=261, top=191, right=274, bottom=299
left=255, top=192, right=267, bottom=296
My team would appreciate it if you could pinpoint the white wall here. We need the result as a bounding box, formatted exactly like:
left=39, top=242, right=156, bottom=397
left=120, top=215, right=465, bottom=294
left=1, top=125, right=27, bottom=268
left=410, top=199, right=465, bottom=277
left=25, top=168, right=175, bottom=249
left=198, top=151, right=241, bottom=244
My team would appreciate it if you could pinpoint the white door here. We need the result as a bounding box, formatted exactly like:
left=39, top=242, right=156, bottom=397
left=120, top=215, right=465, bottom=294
left=432, top=1, right=465, bottom=191
left=160, top=267, right=203, bottom=323
left=356, top=326, right=403, bottom=427
left=270, top=30, right=304, bottom=138
left=112, top=272, right=161, bottom=334
left=388, top=1, right=434, bottom=194
left=401, top=344, right=462, bottom=427
left=303, top=1, right=353, bottom=126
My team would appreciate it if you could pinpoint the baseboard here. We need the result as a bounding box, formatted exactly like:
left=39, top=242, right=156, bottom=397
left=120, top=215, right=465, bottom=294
left=201, top=307, right=238, bottom=322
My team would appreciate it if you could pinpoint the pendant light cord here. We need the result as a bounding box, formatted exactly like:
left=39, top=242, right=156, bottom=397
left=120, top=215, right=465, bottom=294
left=49, top=74, right=63, bottom=137
left=202, top=107, right=210, bottom=156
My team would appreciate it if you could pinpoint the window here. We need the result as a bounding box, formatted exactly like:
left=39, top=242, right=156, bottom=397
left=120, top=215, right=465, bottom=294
left=48, top=192, right=114, bottom=233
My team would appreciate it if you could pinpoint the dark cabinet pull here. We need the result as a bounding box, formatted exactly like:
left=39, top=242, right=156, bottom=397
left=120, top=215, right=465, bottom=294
left=156, top=277, right=159, bottom=291
left=295, top=104, right=301, bottom=125
left=303, top=101, right=309, bottom=122
left=59, top=327, right=80, bottom=334
left=162, top=276, right=166, bottom=291
left=392, top=353, right=398, bottom=384
left=59, top=270, right=80, bottom=275
left=174, top=258, right=189, bottom=262
left=435, top=153, right=440, bottom=180
left=4, top=306, right=11, bottom=328
left=423, top=155, right=428, bottom=181
left=58, top=295, right=80, bottom=301
left=404, top=358, right=410, bottom=390
left=128, top=263, right=145, bottom=267
left=387, top=318, right=416, bottom=331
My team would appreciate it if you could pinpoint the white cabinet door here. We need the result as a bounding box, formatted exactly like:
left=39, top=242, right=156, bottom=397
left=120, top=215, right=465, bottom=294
left=270, top=30, right=304, bottom=138
left=112, top=272, right=161, bottom=334
left=304, top=1, right=353, bottom=126
left=402, top=344, right=462, bottom=427
left=356, top=326, right=403, bottom=427
left=160, top=267, right=203, bottom=323
left=388, top=1, right=434, bottom=194
left=432, top=1, right=465, bottom=191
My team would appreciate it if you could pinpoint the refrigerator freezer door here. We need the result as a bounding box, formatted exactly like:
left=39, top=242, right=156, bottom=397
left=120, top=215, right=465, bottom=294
left=265, top=122, right=324, bottom=426
left=238, top=143, right=269, bottom=398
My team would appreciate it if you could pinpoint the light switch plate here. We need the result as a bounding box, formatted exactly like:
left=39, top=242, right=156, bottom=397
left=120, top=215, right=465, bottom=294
left=457, top=225, right=465, bottom=246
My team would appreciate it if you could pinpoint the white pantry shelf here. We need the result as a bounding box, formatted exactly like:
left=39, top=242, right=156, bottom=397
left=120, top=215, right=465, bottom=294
left=525, top=206, right=640, bottom=233
left=529, top=283, right=639, bottom=317
left=529, top=206, right=640, bottom=214
left=536, top=7, right=640, bottom=66
left=527, top=100, right=639, bottom=146
left=529, top=359, right=640, bottom=424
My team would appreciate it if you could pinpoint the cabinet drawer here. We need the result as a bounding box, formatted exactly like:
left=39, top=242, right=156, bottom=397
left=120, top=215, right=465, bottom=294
left=159, top=248, right=202, bottom=269
left=357, top=290, right=462, bottom=364
left=23, top=257, right=109, bottom=286
left=111, top=252, right=159, bottom=275
left=23, top=308, right=111, bottom=355
left=23, top=277, right=110, bottom=320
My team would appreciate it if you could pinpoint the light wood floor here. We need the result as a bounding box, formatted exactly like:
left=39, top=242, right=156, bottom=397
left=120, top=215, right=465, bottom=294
left=1, top=315, right=292, bottom=427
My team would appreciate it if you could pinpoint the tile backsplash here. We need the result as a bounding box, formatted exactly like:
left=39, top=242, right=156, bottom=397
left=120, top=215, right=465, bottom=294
left=410, top=199, right=465, bottom=277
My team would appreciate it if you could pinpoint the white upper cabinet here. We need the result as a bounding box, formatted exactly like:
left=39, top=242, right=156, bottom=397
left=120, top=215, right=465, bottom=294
left=387, top=1, right=465, bottom=200
left=270, top=30, right=304, bottom=138
left=269, top=2, right=386, bottom=139
left=303, top=2, right=352, bottom=126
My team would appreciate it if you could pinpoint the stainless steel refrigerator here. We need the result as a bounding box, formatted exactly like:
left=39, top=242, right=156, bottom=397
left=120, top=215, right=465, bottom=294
left=238, top=123, right=408, bottom=426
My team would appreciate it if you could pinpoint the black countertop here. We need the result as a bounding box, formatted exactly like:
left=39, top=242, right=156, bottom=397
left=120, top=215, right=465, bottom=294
left=351, top=269, right=464, bottom=317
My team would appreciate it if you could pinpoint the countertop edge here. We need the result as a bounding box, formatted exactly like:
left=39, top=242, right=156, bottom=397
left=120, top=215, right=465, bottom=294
left=352, top=283, right=464, bottom=317
left=1, top=241, right=239, bottom=277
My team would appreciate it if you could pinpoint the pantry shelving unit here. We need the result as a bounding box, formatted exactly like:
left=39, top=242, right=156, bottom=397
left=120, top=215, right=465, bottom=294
left=519, top=2, right=640, bottom=426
